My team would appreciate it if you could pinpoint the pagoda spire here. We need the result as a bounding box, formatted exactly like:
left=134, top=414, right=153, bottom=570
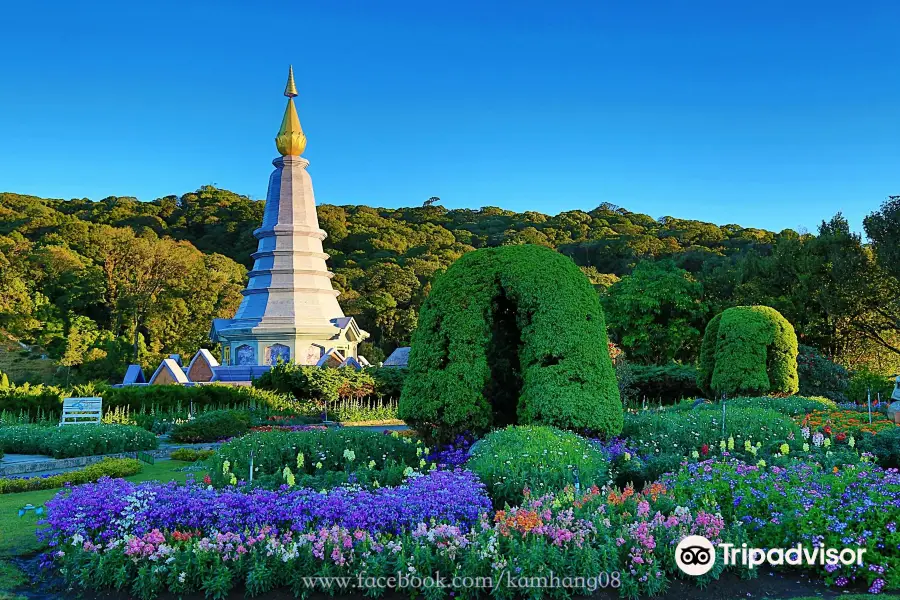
left=275, top=65, right=307, bottom=156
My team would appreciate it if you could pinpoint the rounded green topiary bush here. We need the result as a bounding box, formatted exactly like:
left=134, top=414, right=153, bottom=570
left=466, top=425, right=609, bottom=507
left=697, top=306, right=799, bottom=397
left=169, top=410, right=251, bottom=443
left=398, top=244, right=622, bottom=443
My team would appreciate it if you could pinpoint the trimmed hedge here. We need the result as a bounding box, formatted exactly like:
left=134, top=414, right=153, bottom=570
left=0, top=458, right=143, bottom=494
left=698, top=306, right=799, bottom=397
left=0, top=424, right=158, bottom=458
left=169, top=410, right=251, bottom=443
left=102, top=385, right=299, bottom=413
left=399, top=245, right=622, bottom=443
left=0, top=383, right=300, bottom=422
left=169, top=448, right=215, bottom=462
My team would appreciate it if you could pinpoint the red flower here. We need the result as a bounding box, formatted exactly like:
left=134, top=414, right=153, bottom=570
left=824, top=426, right=832, bottom=435
left=203, top=474, right=211, bottom=485
left=700, top=444, right=709, bottom=456
left=836, top=432, right=847, bottom=442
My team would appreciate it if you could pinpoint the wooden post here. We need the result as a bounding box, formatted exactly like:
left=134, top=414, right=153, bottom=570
left=721, top=393, right=727, bottom=438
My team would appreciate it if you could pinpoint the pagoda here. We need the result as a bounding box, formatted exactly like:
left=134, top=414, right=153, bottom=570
left=209, top=67, right=368, bottom=373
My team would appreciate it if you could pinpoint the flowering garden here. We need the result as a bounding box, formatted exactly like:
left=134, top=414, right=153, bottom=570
left=30, top=401, right=900, bottom=599
left=3, top=248, right=900, bottom=599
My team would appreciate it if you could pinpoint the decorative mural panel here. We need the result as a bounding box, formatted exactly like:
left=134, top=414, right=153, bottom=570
left=235, top=344, right=256, bottom=366
left=266, top=343, right=291, bottom=365
left=303, top=344, right=324, bottom=365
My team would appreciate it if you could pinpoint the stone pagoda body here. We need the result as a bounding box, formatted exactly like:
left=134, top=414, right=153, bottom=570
left=209, top=67, right=368, bottom=374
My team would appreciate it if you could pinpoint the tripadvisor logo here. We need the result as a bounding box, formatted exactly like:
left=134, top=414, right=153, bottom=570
left=675, top=536, right=867, bottom=576
left=675, top=535, right=716, bottom=576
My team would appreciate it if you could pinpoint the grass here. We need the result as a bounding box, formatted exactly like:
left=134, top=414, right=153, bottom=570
left=0, top=459, right=200, bottom=595
left=0, top=331, right=57, bottom=385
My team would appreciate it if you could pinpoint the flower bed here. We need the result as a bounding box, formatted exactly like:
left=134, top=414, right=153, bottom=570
left=41, top=476, right=744, bottom=600
left=41, top=469, right=489, bottom=543
left=797, top=409, right=897, bottom=437
left=663, top=459, right=900, bottom=592
left=0, top=423, right=158, bottom=458
left=210, top=428, right=427, bottom=490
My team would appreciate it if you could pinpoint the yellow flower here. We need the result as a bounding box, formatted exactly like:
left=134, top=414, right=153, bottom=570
left=727, top=437, right=735, bottom=450
left=430, top=462, right=437, bottom=470
left=315, top=461, right=323, bottom=469
left=296, top=453, right=304, bottom=468
left=802, top=443, right=810, bottom=452
left=779, top=443, right=790, bottom=455
left=416, top=447, right=423, bottom=457
left=343, top=449, right=356, bottom=462
left=419, top=459, right=426, bottom=468
left=823, top=438, right=831, bottom=448
left=282, top=466, right=295, bottom=487
left=229, top=473, right=237, bottom=485
left=368, top=460, right=376, bottom=469
left=744, top=440, right=752, bottom=452
left=719, top=440, right=727, bottom=451
left=691, top=451, right=700, bottom=459
left=623, top=452, right=631, bottom=461
left=756, top=460, right=766, bottom=468
left=403, top=466, right=414, bottom=477
left=222, top=460, right=231, bottom=475
left=848, top=436, right=855, bottom=448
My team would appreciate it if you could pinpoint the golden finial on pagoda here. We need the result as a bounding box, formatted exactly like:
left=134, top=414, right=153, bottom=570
left=275, top=65, right=306, bottom=156
left=284, top=65, right=298, bottom=98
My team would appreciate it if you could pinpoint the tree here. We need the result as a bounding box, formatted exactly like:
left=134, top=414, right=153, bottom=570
left=602, top=261, right=706, bottom=364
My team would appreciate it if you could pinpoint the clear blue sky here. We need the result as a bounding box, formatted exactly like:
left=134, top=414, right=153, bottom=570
left=1, top=0, right=898, bottom=234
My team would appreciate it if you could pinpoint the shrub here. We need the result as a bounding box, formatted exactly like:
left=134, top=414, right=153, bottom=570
left=697, top=306, right=799, bottom=397
left=169, top=448, right=215, bottom=462
left=209, top=428, right=423, bottom=490
left=630, top=363, right=701, bottom=403
left=466, top=426, right=609, bottom=507
left=859, top=426, right=900, bottom=468
left=797, top=344, right=849, bottom=402
left=0, top=424, right=158, bottom=458
left=368, top=366, right=407, bottom=398
left=847, top=367, right=895, bottom=404
left=400, top=245, right=622, bottom=443
left=254, top=363, right=376, bottom=403
left=0, top=458, right=143, bottom=494
left=169, top=410, right=251, bottom=443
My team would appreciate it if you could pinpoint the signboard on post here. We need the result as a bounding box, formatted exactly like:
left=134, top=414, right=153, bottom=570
left=60, top=397, right=103, bottom=425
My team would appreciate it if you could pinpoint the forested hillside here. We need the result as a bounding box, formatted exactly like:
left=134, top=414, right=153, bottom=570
left=2, top=186, right=899, bottom=383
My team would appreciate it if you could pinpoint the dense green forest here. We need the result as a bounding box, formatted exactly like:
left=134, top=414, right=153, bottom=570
left=2, top=187, right=900, bottom=383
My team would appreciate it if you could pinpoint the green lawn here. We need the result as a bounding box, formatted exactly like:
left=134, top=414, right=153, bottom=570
left=0, top=460, right=200, bottom=595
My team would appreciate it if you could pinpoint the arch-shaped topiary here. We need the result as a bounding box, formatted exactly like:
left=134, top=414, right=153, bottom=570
left=697, top=305, right=799, bottom=397
left=398, top=244, right=622, bottom=442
